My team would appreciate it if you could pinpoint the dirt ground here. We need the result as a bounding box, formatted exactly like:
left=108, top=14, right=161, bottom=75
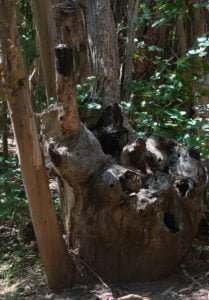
left=0, top=220, right=209, bottom=300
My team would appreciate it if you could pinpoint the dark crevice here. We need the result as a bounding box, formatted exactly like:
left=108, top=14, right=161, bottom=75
left=164, top=212, right=180, bottom=233
left=176, top=181, right=189, bottom=197
left=48, top=146, right=62, bottom=167
left=93, top=103, right=128, bottom=158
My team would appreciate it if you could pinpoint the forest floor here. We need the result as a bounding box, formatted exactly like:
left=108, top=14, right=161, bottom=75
left=0, top=220, right=209, bottom=300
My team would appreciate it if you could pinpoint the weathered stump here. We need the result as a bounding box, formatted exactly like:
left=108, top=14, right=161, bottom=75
left=41, top=104, right=207, bottom=283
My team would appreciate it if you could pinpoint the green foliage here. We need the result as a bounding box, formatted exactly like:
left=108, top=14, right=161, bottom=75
left=33, top=80, right=48, bottom=113
left=0, top=156, right=29, bottom=224
left=126, top=45, right=209, bottom=151
left=16, top=0, right=48, bottom=113
left=16, top=0, right=36, bottom=70
left=152, top=0, right=188, bottom=25
left=193, top=2, right=209, bottom=9
left=76, top=76, right=101, bottom=110
left=127, top=1, right=209, bottom=161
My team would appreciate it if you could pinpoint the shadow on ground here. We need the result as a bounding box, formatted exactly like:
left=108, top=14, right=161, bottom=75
left=0, top=221, right=209, bottom=300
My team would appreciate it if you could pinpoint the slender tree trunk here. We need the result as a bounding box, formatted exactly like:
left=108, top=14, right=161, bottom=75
left=121, top=0, right=139, bottom=99
left=29, top=57, right=41, bottom=111
left=176, top=18, right=187, bottom=56
left=189, top=0, right=209, bottom=132
left=30, top=0, right=57, bottom=103
left=2, top=100, right=8, bottom=160
left=175, top=1, right=187, bottom=56
left=0, top=0, right=8, bottom=160
left=0, top=0, right=72, bottom=290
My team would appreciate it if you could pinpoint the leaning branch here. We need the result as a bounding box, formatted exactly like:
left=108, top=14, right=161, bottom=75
left=0, top=0, right=72, bottom=290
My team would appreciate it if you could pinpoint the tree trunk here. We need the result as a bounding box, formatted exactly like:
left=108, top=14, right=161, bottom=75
left=2, top=100, right=8, bottom=160
left=189, top=1, right=209, bottom=134
left=54, top=0, right=89, bottom=84
left=30, top=0, right=57, bottom=103
left=121, top=0, right=139, bottom=99
left=0, top=0, right=72, bottom=290
left=79, top=0, right=120, bottom=103
left=176, top=18, right=187, bottom=56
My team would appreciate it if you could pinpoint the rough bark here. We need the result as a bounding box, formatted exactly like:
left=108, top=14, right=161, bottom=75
left=0, top=0, right=72, bottom=290
left=79, top=0, right=120, bottom=103
left=30, top=0, right=57, bottom=103
left=54, top=0, right=89, bottom=84
left=54, top=43, right=80, bottom=134
left=52, top=0, right=90, bottom=134
left=39, top=2, right=208, bottom=283
left=42, top=102, right=207, bottom=282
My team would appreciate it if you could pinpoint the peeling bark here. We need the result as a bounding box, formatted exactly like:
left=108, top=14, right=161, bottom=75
left=0, top=0, right=72, bottom=290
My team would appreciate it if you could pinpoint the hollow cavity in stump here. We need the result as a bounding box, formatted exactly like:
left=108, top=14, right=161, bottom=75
left=41, top=104, right=208, bottom=282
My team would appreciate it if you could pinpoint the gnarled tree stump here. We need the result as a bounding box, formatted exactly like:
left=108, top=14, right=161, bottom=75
left=41, top=104, right=207, bottom=283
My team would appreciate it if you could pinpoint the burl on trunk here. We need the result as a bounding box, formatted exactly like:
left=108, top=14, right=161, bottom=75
left=41, top=102, right=207, bottom=283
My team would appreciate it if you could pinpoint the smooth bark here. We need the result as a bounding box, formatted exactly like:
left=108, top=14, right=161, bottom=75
left=121, top=0, right=139, bottom=99
left=176, top=18, right=187, bottom=56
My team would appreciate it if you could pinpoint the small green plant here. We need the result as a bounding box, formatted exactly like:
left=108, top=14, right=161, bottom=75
left=16, top=0, right=37, bottom=70
left=76, top=76, right=101, bottom=110
left=0, top=155, right=29, bottom=224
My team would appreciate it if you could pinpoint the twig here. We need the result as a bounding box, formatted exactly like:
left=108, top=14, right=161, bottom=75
left=180, top=265, right=202, bottom=288
left=161, top=286, right=174, bottom=296
left=69, top=250, right=109, bottom=289
left=178, top=284, right=194, bottom=294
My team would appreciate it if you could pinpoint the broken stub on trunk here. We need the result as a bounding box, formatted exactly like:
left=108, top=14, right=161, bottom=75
left=41, top=104, right=208, bottom=283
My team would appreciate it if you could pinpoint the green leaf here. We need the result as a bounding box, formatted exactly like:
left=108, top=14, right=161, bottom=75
left=197, top=36, right=207, bottom=43
left=202, top=124, right=209, bottom=131
left=86, top=76, right=96, bottom=82
left=148, top=45, right=163, bottom=52
left=152, top=18, right=167, bottom=27
left=193, top=2, right=209, bottom=9
left=87, top=103, right=101, bottom=110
